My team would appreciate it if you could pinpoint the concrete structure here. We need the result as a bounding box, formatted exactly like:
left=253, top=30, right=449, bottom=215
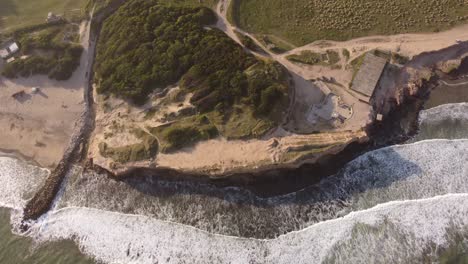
left=351, top=53, right=387, bottom=98
left=0, top=41, right=20, bottom=60
left=376, top=113, right=383, bottom=121
left=47, top=12, right=62, bottom=23
left=307, top=82, right=353, bottom=126
left=0, top=49, right=8, bottom=59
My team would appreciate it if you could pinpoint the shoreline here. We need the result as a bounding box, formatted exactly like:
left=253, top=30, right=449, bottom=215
left=21, top=0, right=128, bottom=224
left=87, top=90, right=422, bottom=198
left=0, top=148, right=44, bottom=169
left=17, top=3, right=468, bottom=222
left=84, top=50, right=468, bottom=197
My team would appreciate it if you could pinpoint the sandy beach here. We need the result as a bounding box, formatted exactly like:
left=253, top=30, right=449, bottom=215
left=0, top=22, right=90, bottom=168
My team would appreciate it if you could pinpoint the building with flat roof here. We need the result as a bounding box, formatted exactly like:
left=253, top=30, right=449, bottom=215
left=351, top=53, right=387, bottom=99
left=0, top=41, right=19, bottom=60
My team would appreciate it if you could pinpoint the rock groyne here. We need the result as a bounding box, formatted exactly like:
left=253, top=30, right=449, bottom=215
left=22, top=0, right=128, bottom=224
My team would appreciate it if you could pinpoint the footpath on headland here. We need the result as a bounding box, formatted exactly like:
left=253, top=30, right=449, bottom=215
left=20, top=0, right=468, bottom=224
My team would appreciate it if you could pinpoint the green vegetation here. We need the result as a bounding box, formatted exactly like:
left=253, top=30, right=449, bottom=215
left=0, top=0, right=88, bottom=33
left=234, top=31, right=265, bottom=53
left=373, top=49, right=393, bottom=61
left=156, top=0, right=218, bottom=8
left=231, top=0, right=468, bottom=46
left=95, top=1, right=238, bottom=104
left=86, top=0, right=217, bottom=14
left=287, top=50, right=340, bottom=66
left=327, top=50, right=340, bottom=65
left=258, top=34, right=295, bottom=54
left=2, top=24, right=83, bottom=80
left=391, top=53, right=410, bottom=65
left=207, top=105, right=275, bottom=139
left=150, top=115, right=218, bottom=153
left=84, top=0, right=112, bottom=14
left=95, top=0, right=290, bottom=150
left=99, top=134, right=159, bottom=163
left=279, top=144, right=339, bottom=163
left=226, top=0, right=240, bottom=26
left=342, top=49, right=350, bottom=61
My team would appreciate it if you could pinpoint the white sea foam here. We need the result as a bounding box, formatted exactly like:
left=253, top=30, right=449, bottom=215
left=419, top=102, right=468, bottom=123
left=412, top=103, right=468, bottom=141
left=29, top=193, right=468, bottom=264
left=2, top=102, right=468, bottom=263
left=54, top=139, right=468, bottom=238
left=31, top=139, right=468, bottom=263
left=0, top=156, right=49, bottom=209
left=343, top=139, right=468, bottom=209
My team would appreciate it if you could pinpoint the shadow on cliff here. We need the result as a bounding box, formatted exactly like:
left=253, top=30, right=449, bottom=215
left=118, top=146, right=423, bottom=208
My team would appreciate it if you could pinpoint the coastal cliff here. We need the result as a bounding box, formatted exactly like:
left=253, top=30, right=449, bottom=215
left=20, top=1, right=468, bottom=221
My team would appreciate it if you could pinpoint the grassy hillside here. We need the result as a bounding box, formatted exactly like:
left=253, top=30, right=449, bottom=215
left=95, top=0, right=290, bottom=152
left=86, top=0, right=218, bottom=15
left=232, top=0, right=468, bottom=46
left=0, top=0, right=88, bottom=33
left=157, top=0, right=218, bottom=8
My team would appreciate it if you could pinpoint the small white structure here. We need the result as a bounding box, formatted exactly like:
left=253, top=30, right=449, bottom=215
left=47, top=12, right=62, bottom=23
left=8, top=43, right=19, bottom=53
left=0, top=49, right=8, bottom=59
left=376, top=113, right=383, bottom=121
left=0, top=41, right=20, bottom=60
left=32, top=87, right=40, bottom=94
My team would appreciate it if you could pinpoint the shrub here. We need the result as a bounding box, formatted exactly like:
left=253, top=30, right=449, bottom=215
left=164, top=126, right=202, bottom=150
left=342, top=49, right=350, bottom=61
left=94, top=0, right=289, bottom=121
left=1, top=26, right=83, bottom=81
left=258, top=85, right=283, bottom=115
left=99, top=136, right=158, bottom=163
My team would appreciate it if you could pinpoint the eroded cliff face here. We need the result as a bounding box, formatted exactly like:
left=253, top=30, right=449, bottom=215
left=88, top=43, right=468, bottom=179
left=87, top=90, right=369, bottom=177
left=397, top=43, right=468, bottom=103
left=371, top=43, right=468, bottom=122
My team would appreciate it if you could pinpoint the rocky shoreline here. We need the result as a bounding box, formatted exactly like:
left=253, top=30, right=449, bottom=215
left=83, top=93, right=423, bottom=197
left=21, top=0, right=127, bottom=225
left=83, top=46, right=468, bottom=197
left=19, top=4, right=468, bottom=224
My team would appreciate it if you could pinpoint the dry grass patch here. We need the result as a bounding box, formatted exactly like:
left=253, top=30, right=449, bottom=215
left=232, top=0, right=468, bottom=46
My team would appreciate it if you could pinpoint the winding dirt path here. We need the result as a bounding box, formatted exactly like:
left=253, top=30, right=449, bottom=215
left=215, top=0, right=326, bottom=112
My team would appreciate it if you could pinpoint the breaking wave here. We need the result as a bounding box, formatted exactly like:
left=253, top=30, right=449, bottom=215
left=30, top=194, right=468, bottom=264
left=0, top=156, right=49, bottom=209
left=56, top=139, right=468, bottom=238
left=2, top=101, right=468, bottom=263
left=412, top=103, right=468, bottom=141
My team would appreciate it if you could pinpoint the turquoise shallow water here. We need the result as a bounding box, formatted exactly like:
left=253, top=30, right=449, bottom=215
left=0, top=208, right=94, bottom=264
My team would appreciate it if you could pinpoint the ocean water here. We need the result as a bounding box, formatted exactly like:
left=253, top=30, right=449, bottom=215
left=411, top=103, right=468, bottom=142
left=0, top=158, right=92, bottom=264
left=1, top=102, right=468, bottom=263
left=55, top=138, right=468, bottom=239
left=0, top=208, right=93, bottom=264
